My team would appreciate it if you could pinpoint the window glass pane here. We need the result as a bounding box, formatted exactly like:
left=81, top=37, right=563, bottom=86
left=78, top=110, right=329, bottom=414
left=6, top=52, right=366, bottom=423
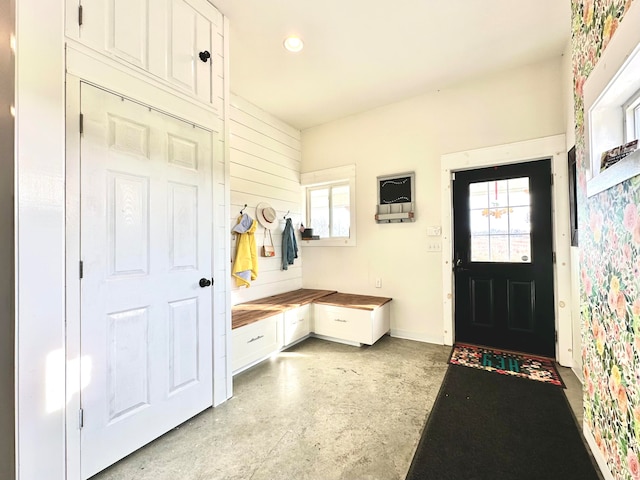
left=635, top=104, right=640, bottom=140
left=508, top=178, right=530, bottom=207
left=310, top=188, right=330, bottom=238
left=331, top=185, right=350, bottom=237
left=488, top=208, right=509, bottom=234
left=468, top=176, right=531, bottom=263
left=491, top=180, right=509, bottom=208
left=510, top=235, right=531, bottom=263
left=471, top=235, right=490, bottom=262
left=489, top=235, right=509, bottom=262
left=470, top=209, right=489, bottom=235
left=469, top=182, right=488, bottom=209
left=509, top=206, right=530, bottom=234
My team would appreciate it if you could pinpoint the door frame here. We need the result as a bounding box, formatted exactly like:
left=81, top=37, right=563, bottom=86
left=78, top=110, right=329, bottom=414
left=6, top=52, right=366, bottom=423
left=65, top=68, right=230, bottom=480
left=440, top=134, right=573, bottom=366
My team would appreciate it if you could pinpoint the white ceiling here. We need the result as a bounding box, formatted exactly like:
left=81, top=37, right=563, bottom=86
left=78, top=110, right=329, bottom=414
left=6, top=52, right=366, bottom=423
left=213, top=0, right=571, bottom=130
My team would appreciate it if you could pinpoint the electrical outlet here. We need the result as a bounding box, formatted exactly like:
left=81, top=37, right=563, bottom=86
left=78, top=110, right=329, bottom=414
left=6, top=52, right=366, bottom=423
left=375, top=278, right=382, bottom=288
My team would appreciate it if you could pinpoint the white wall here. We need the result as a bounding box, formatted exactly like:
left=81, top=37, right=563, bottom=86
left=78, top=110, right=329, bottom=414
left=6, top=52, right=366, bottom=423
left=301, top=58, right=565, bottom=343
left=16, top=0, right=66, bottom=478
left=0, top=0, right=15, bottom=478
left=230, top=95, right=303, bottom=304
left=563, top=40, right=576, bottom=148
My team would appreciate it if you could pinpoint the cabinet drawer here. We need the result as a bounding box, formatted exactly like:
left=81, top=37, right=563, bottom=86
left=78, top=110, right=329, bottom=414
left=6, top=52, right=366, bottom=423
left=313, top=304, right=371, bottom=344
left=283, top=305, right=310, bottom=346
left=232, top=314, right=281, bottom=373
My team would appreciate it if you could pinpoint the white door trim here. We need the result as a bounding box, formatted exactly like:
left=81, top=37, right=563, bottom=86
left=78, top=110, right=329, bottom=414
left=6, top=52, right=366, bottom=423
left=65, top=74, right=83, bottom=480
left=440, top=134, right=573, bottom=367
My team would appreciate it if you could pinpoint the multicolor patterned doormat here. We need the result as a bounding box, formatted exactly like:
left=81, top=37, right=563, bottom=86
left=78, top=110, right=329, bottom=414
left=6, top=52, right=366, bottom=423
left=448, top=343, right=565, bottom=387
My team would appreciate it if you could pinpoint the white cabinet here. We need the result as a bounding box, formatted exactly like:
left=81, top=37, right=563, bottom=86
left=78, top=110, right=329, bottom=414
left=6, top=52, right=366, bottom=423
left=283, top=304, right=311, bottom=346
left=166, top=0, right=219, bottom=104
left=313, top=303, right=390, bottom=346
left=231, top=314, right=282, bottom=374
left=230, top=292, right=392, bottom=375
left=67, top=0, right=222, bottom=109
left=232, top=305, right=311, bottom=374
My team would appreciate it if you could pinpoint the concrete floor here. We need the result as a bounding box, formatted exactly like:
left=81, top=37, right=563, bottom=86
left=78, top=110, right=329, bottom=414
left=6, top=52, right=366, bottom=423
left=92, top=336, right=585, bottom=480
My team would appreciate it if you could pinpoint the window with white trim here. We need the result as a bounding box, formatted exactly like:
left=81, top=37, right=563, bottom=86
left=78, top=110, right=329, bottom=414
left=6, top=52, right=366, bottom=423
left=624, top=89, right=640, bottom=141
left=584, top=15, right=640, bottom=197
left=307, top=183, right=350, bottom=238
left=301, top=165, right=356, bottom=246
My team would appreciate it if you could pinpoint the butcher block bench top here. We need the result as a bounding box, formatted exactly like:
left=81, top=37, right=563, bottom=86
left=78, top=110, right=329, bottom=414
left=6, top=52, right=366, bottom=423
left=232, top=289, right=336, bottom=329
left=313, top=292, right=392, bottom=311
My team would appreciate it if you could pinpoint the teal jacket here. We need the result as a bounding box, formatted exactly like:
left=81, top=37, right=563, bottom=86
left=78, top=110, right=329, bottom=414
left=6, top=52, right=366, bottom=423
left=281, top=218, right=298, bottom=270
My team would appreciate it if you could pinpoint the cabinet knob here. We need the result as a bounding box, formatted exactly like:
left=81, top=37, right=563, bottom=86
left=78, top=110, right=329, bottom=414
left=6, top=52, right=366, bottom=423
left=199, top=51, right=211, bottom=63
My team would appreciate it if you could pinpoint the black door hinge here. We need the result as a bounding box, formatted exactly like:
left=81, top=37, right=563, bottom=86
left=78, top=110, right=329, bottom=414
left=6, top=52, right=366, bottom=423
left=78, top=5, right=83, bottom=26
left=79, top=260, right=84, bottom=279
left=80, top=113, right=84, bottom=134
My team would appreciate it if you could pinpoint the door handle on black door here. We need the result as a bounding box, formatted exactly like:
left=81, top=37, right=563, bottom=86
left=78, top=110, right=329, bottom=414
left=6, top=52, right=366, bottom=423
left=454, top=258, right=470, bottom=273
left=199, top=278, right=212, bottom=288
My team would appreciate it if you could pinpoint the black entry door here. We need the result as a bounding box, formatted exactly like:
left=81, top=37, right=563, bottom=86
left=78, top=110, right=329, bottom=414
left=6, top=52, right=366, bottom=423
left=453, top=159, right=555, bottom=357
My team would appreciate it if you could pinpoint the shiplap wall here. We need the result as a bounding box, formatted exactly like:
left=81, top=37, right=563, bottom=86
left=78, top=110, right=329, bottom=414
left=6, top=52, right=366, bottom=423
left=229, top=94, right=303, bottom=304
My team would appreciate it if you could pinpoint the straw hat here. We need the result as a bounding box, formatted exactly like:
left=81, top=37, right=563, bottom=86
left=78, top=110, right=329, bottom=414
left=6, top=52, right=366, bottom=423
left=256, top=202, right=277, bottom=230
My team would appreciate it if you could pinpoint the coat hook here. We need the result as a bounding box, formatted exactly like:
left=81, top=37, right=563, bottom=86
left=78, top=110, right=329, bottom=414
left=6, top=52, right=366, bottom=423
left=240, top=204, right=247, bottom=214
left=283, top=210, right=290, bottom=219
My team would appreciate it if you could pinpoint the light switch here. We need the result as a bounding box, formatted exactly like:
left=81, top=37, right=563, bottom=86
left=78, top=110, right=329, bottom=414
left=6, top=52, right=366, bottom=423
left=426, top=242, right=441, bottom=252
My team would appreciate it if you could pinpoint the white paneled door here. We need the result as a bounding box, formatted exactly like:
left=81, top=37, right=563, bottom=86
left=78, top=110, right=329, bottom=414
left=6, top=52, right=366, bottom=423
left=79, top=84, right=213, bottom=479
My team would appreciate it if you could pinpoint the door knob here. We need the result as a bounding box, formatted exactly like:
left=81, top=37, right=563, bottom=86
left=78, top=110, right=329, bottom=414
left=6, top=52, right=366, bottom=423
left=199, top=278, right=212, bottom=288
left=199, top=51, right=211, bottom=63
left=454, top=258, right=470, bottom=273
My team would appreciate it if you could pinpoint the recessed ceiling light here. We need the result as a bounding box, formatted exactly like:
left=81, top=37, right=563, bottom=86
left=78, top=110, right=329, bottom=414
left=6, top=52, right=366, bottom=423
left=283, top=36, right=304, bottom=53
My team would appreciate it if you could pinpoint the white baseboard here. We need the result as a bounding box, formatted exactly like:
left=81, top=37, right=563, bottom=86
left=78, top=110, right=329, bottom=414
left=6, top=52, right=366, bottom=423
left=583, top=422, right=614, bottom=480
left=572, top=366, right=585, bottom=384
left=389, top=329, right=445, bottom=346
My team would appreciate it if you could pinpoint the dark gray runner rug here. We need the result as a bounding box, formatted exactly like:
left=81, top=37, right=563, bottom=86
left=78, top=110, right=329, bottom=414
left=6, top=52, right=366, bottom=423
left=406, top=364, right=601, bottom=480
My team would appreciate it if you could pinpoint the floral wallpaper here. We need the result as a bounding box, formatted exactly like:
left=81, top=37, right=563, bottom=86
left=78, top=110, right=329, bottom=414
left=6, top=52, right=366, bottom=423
left=572, top=0, right=639, bottom=478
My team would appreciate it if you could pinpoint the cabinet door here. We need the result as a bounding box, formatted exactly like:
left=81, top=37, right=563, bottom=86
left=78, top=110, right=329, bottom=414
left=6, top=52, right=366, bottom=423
left=167, top=0, right=215, bottom=103
left=232, top=315, right=282, bottom=374
left=313, top=304, right=371, bottom=344
left=79, top=0, right=151, bottom=69
left=283, top=305, right=311, bottom=346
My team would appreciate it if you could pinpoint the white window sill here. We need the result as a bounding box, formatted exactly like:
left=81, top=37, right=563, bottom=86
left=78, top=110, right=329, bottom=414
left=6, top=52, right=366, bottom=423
left=299, top=237, right=356, bottom=247
left=587, top=149, right=640, bottom=197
